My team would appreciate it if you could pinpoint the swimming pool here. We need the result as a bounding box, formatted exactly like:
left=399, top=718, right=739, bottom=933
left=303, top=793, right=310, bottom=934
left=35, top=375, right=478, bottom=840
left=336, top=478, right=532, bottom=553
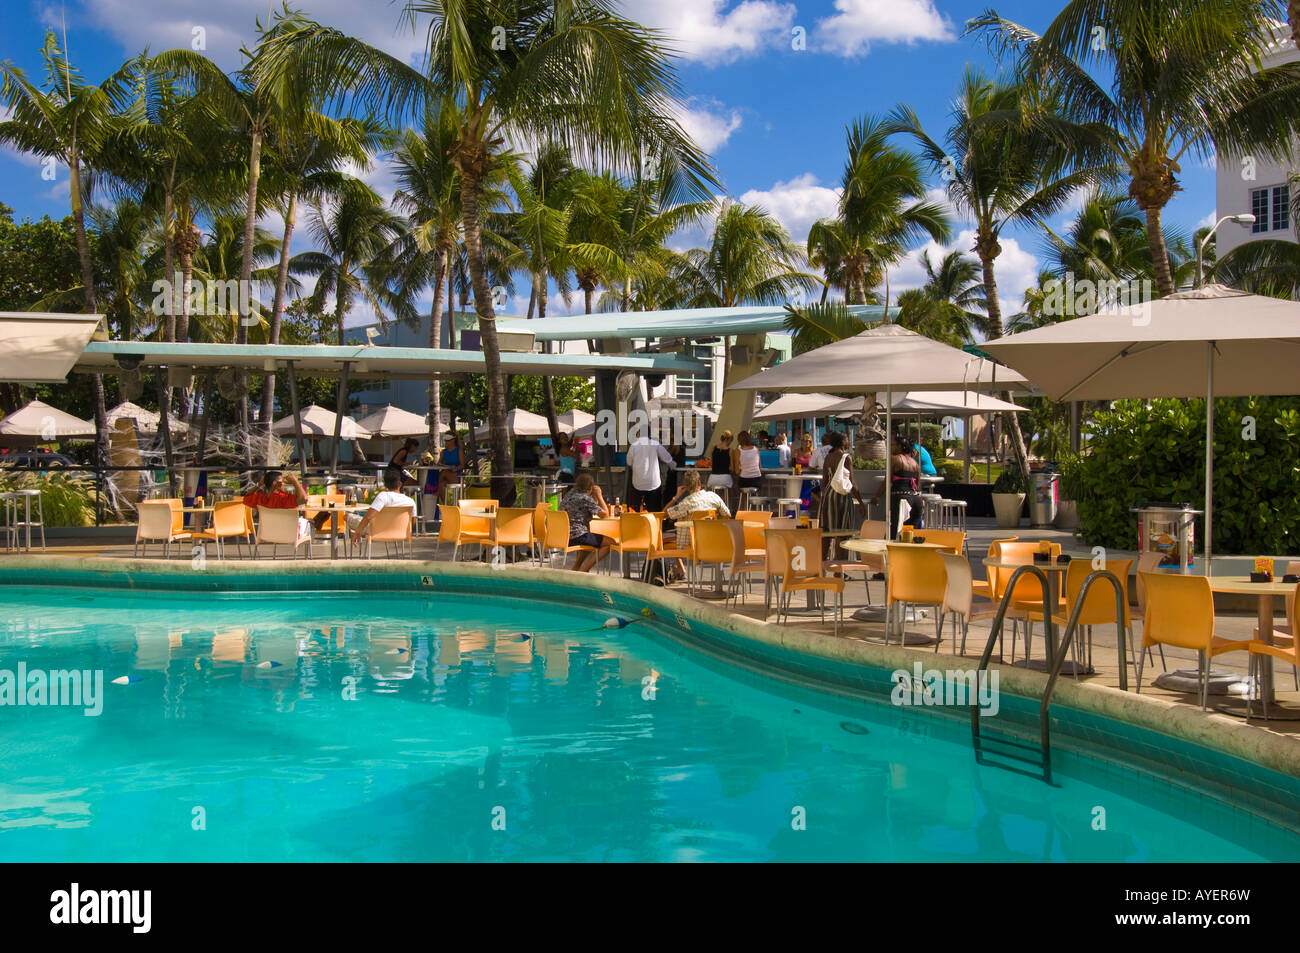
left=1, top=581, right=1297, bottom=862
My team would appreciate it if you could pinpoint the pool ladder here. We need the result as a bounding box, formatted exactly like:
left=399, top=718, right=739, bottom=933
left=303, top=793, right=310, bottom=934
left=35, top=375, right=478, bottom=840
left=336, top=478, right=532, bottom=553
left=969, top=565, right=1129, bottom=785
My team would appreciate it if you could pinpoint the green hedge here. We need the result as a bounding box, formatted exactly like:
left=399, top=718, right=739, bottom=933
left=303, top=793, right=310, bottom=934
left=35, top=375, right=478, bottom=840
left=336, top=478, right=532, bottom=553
left=1077, top=397, right=1300, bottom=555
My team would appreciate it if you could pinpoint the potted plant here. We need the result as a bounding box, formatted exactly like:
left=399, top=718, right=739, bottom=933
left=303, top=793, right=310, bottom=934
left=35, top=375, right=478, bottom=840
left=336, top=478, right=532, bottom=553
left=991, top=468, right=1029, bottom=529
left=852, top=456, right=886, bottom=501
left=1054, top=453, right=1083, bottom=529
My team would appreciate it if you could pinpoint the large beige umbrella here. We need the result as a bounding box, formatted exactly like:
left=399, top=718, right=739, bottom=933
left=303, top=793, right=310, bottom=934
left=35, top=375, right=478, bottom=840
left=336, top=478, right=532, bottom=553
left=556, top=408, right=594, bottom=434
left=980, top=284, right=1300, bottom=573
left=271, top=404, right=371, bottom=440
left=731, top=324, right=1027, bottom=535
left=829, top=390, right=1027, bottom=416
left=0, top=399, right=95, bottom=444
left=474, top=408, right=551, bottom=440
left=753, top=392, right=847, bottom=421
left=356, top=404, right=445, bottom=438
left=106, top=400, right=191, bottom=435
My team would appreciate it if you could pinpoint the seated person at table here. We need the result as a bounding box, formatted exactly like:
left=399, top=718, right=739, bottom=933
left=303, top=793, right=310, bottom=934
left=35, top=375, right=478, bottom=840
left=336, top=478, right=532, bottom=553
left=665, top=469, right=732, bottom=520
left=349, top=469, right=417, bottom=544
left=558, top=472, right=612, bottom=572
left=244, top=470, right=311, bottom=536
left=913, top=440, right=938, bottom=477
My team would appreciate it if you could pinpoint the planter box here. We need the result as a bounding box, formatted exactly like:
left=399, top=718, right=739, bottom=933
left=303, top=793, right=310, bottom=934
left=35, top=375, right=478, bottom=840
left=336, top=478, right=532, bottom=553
left=992, top=492, right=1026, bottom=529
left=1055, top=500, right=1080, bottom=529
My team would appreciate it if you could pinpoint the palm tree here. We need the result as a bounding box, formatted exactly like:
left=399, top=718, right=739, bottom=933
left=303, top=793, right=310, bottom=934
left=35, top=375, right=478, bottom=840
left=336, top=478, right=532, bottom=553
left=296, top=177, right=412, bottom=346
left=829, top=115, right=952, bottom=312
left=889, top=68, right=1111, bottom=482
left=0, top=32, right=132, bottom=465
left=255, top=1, right=718, bottom=501
left=895, top=250, right=987, bottom=346
left=256, top=112, right=383, bottom=423
left=971, top=0, right=1300, bottom=297
left=781, top=301, right=875, bottom=354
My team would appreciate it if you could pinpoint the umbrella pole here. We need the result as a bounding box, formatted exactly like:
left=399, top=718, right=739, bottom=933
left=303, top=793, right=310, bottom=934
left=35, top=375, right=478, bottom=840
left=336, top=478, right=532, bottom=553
left=287, top=361, right=307, bottom=483
left=329, top=361, right=351, bottom=484
left=885, top=388, right=892, bottom=539
left=1204, top=342, right=1214, bottom=578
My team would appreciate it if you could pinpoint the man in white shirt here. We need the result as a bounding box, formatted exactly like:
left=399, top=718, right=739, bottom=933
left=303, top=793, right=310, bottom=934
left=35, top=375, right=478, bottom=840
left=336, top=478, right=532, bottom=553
left=349, top=469, right=417, bottom=544
left=625, top=435, right=675, bottom=511
left=775, top=432, right=791, bottom=469
left=809, top=432, right=834, bottom=470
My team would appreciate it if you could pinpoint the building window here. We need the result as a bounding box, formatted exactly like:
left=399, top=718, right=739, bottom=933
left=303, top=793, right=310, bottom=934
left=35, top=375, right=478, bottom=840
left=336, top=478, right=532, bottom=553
left=1251, top=188, right=1269, bottom=233
left=1250, top=185, right=1291, bottom=234
left=674, top=345, right=714, bottom=404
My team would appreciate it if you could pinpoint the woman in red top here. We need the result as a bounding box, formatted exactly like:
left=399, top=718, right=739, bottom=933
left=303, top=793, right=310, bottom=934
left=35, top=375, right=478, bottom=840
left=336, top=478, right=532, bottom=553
left=244, top=471, right=311, bottom=536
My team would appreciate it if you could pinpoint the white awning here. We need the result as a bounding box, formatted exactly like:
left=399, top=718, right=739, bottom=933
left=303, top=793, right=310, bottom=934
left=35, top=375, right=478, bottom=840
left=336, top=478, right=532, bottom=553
left=0, top=312, right=104, bottom=383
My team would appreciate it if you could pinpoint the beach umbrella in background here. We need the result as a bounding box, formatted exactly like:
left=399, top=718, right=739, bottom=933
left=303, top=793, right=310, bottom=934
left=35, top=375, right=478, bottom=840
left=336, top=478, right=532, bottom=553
left=0, top=399, right=95, bottom=445
left=980, top=284, right=1300, bottom=573
left=355, top=404, right=445, bottom=438
left=752, top=392, right=847, bottom=421
left=473, top=408, right=551, bottom=440
left=105, top=401, right=190, bottom=435
left=271, top=404, right=371, bottom=440
left=730, top=324, right=1027, bottom=535
left=556, top=409, right=595, bottom=434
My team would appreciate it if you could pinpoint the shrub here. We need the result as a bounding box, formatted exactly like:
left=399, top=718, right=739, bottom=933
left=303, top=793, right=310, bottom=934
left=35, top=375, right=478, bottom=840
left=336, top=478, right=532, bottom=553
left=0, top=471, right=96, bottom=527
left=992, top=467, right=1029, bottom=495
left=1077, top=397, right=1300, bottom=554
left=941, top=461, right=965, bottom=483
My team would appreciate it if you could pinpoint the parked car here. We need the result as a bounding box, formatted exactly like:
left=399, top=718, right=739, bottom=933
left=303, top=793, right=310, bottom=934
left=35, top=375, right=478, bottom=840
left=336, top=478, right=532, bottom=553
left=0, top=450, right=76, bottom=469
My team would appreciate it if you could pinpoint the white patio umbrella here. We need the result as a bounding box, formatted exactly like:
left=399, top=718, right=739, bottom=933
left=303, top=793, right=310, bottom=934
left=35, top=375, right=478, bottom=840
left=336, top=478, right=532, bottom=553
left=473, top=408, right=551, bottom=440
left=556, top=408, right=594, bottom=434
left=0, top=399, right=95, bottom=443
left=980, top=284, right=1300, bottom=574
left=731, top=324, right=1027, bottom=536
left=271, top=404, right=371, bottom=440
left=753, top=392, right=847, bottom=421
left=106, top=400, right=191, bottom=435
left=355, top=404, right=445, bottom=438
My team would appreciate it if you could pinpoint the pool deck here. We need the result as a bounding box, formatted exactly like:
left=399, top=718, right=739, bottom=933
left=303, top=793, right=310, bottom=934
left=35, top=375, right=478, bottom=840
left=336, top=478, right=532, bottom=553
left=7, top=518, right=1300, bottom=763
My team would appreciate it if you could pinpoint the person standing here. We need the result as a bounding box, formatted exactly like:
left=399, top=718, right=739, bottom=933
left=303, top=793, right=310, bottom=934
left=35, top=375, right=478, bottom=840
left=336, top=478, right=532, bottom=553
left=625, top=434, right=675, bottom=511
left=775, top=431, right=791, bottom=469
left=871, top=431, right=923, bottom=538
left=819, top=431, right=865, bottom=550
left=734, top=431, right=763, bottom=502
left=707, top=430, right=735, bottom=511
left=388, top=438, right=420, bottom=487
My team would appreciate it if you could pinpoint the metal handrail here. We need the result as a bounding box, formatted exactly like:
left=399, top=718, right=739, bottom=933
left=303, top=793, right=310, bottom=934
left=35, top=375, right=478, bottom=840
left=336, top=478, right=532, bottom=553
left=971, top=564, right=1130, bottom=785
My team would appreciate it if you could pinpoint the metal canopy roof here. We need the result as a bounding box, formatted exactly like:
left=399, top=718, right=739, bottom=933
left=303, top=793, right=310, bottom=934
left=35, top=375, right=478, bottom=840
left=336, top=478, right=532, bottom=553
left=73, top=341, right=706, bottom=379
left=497, top=304, right=886, bottom=342
left=0, top=312, right=105, bottom=383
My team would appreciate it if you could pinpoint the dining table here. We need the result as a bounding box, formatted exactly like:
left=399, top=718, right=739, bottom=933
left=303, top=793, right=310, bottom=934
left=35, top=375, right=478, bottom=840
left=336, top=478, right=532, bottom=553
left=841, top=537, right=949, bottom=642
left=1193, top=575, right=1297, bottom=718
left=179, top=505, right=215, bottom=535
left=302, top=503, right=369, bottom=559
left=981, top=555, right=1095, bottom=675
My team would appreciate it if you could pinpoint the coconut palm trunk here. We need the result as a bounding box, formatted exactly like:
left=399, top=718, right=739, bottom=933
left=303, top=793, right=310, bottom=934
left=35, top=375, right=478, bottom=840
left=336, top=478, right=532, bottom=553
left=427, top=246, right=448, bottom=448
left=977, top=244, right=1031, bottom=483
left=459, top=164, right=514, bottom=504
left=69, top=149, right=109, bottom=473
left=1144, top=205, right=1176, bottom=297
left=259, top=192, right=299, bottom=424
left=537, top=268, right=560, bottom=446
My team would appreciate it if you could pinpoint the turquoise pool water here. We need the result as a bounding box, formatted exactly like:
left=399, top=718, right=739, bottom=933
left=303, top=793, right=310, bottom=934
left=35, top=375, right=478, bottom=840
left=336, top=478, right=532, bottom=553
left=0, top=584, right=1295, bottom=862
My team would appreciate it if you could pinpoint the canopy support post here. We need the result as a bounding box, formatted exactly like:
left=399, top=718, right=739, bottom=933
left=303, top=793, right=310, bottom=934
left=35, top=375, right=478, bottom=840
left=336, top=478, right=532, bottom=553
left=329, top=360, right=350, bottom=483
left=287, top=360, right=307, bottom=482
left=885, top=386, right=893, bottom=540
left=1204, top=342, right=1214, bottom=578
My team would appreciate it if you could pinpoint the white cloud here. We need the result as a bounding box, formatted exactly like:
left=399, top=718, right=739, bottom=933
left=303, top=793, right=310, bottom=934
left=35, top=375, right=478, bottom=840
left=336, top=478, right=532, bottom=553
left=1197, top=210, right=1218, bottom=229
left=890, top=229, right=1039, bottom=321
left=618, top=0, right=796, bottom=63
left=813, top=0, right=956, bottom=57
left=80, top=0, right=427, bottom=70
left=672, top=99, right=743, bottom=153
left=738, top=173, right=842, bottom=243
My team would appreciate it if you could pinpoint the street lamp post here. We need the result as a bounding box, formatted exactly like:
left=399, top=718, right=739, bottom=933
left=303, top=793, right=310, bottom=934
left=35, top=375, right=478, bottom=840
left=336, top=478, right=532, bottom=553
left=1196, top=213, right=1256, bottom=287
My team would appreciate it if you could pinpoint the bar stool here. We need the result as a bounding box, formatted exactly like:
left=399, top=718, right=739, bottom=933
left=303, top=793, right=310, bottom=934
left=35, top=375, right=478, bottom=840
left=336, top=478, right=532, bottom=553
left=920, top=493, right=943, bottom=529
left=777, top=498, right=803, bottom=520
left=8, top=488, right=46, bottom=551
left=738, top=487, right=777, bottom=514
left=1, top=492, right=20, bottom=551
left=402, top=487, right=426, bottom=535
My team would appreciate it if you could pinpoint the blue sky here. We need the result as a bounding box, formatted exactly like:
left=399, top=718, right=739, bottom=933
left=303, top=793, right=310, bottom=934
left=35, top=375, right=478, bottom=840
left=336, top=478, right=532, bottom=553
left=0, top=0, right=1222, bottom=321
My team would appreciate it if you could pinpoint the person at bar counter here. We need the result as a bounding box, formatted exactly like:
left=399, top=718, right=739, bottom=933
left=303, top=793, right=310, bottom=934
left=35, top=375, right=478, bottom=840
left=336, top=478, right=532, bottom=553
left=388, top=438, right=420, bottom=487
left=734, top=430, right=763, bottom=498
left=243, top=470, right=311, bottom=535
left=626, top=433, right=675, bottom=511
left=871, top=431, right=923, bottom=538
left=432, top=433, right=465, bottom=502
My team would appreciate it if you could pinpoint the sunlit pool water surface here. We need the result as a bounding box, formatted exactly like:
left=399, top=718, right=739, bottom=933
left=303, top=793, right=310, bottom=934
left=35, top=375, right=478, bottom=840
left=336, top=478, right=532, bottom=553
left=0, top=585, right=1295, bottom=862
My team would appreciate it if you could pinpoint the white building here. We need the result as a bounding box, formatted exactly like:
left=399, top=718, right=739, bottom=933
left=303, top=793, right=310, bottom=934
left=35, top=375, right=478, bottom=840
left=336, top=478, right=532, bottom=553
left=1215, top=23, right=1297, bottom=258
